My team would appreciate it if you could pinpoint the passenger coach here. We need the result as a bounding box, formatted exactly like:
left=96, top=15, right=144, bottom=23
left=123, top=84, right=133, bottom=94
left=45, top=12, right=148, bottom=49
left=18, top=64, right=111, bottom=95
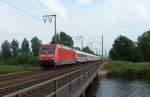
left=39, top=44, right=101, bottom=69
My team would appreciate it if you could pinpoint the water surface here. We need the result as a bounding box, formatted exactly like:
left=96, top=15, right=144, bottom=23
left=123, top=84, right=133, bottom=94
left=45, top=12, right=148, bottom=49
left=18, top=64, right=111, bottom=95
left=86, top=78, right=150, bottom=97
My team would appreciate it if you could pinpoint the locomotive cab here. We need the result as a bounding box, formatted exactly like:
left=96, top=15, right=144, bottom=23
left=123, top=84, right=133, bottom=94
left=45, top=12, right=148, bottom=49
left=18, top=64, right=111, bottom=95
left=39, top=44, right=56, bottom=69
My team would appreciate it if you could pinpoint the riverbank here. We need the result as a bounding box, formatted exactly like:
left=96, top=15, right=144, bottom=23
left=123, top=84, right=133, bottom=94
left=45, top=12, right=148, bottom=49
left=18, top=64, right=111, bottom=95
left=107, top=61, right=150, bottom=79
left=0, top=65, right=40, bottom=74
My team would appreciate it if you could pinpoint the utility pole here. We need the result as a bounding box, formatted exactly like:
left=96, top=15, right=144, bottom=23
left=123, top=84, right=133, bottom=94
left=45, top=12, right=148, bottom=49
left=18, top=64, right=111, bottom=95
left=101, top=35, right=104, bottom=65
left=81, top=36, right=83, bottom=50
left=94, top=48, right=98, bottom=55
left=88, top=42, right=93, bottom=51
left=75, top=36, right=83, bottom=50
left=43, top=15, right=58, bottom=43
left=105, top=47, right=107, bottom=63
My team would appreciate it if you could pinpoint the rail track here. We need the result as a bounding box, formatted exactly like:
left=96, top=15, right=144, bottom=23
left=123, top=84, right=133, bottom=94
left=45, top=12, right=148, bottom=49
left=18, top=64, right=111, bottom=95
left=0, top=70, right=43, bottom=82
left=0, top=62, right=93, bottom=97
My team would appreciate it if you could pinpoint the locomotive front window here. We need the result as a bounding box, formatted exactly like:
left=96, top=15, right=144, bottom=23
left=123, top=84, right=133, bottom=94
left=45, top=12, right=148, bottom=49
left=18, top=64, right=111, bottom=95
left=40, top=48, right=55, bottom=53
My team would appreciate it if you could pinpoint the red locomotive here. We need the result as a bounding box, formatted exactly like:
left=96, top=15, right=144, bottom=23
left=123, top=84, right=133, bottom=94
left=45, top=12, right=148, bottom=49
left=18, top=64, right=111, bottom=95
left=39, top=44, right=100, bottom=69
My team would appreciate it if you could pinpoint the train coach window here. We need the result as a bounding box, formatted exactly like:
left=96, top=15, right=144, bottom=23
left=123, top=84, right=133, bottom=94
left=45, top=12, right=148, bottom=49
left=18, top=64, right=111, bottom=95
left=77, top=53, right=87, bottom=57
left=40, top=48, right=55, bottom=53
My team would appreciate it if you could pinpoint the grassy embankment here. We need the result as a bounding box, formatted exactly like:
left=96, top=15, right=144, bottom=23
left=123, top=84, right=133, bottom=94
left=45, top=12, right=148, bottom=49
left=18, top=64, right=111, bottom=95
left=107, top=61, right=150, bottom=79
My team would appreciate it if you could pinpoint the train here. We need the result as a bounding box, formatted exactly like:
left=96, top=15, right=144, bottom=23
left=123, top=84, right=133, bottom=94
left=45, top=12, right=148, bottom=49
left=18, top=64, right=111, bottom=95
left=39, top=44, right=101, bottom=69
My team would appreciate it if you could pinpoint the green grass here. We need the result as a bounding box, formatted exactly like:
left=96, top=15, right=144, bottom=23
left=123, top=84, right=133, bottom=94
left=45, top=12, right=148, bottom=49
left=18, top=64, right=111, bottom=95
left=0, top=65, right=40, bottom=74
left=107, top=61, right=150, bottom=79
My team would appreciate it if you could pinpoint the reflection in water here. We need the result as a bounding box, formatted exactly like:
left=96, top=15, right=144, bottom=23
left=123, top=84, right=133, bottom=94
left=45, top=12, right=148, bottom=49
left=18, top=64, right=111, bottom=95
left=86, top=78, right=150, bottom=97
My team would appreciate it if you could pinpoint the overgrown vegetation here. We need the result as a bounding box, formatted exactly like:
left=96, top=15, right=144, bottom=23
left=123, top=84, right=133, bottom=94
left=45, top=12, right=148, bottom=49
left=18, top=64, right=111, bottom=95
left=0, top=55, right=38, bottom=66
left=107, top=61, right=150, bottom=79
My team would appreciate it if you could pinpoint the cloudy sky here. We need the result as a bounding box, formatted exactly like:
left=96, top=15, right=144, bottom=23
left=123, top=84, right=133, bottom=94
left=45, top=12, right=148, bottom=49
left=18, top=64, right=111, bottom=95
left=0, top=0, right=150, bottom=54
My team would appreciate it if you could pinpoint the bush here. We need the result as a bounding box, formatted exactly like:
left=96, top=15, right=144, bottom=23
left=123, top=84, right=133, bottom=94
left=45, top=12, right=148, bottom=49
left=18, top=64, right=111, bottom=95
left=15, top=54, right=30, bottom=64
left=27, top=56, right=38, bottom=66
left=0, top=54, right=39, bottom=66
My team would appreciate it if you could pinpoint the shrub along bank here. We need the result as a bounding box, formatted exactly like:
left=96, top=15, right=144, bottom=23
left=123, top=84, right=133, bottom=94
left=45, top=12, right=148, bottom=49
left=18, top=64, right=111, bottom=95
left=107, top=61, right=150, bottom=79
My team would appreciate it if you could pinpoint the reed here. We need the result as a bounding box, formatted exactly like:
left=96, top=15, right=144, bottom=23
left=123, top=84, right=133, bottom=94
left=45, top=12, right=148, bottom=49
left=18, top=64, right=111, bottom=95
left=107, top=61, right=150, bottom=79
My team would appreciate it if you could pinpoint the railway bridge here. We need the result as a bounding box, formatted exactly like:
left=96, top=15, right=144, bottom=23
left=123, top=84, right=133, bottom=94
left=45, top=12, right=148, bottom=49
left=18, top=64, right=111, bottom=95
left=2, top=61, right=103, bottom=97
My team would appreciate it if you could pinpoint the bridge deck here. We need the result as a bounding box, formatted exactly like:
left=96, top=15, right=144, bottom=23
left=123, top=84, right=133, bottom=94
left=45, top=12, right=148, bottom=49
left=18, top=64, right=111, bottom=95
left=4, top=61, right=101, bottom=97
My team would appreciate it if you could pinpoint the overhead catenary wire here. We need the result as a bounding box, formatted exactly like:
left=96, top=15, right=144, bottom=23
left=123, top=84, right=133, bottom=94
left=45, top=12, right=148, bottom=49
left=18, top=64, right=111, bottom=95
left=37, top=1, right=99, bottom=47
left=0, top=1, right=46, bottom=30
left=2, top=0, right=102, bottom=53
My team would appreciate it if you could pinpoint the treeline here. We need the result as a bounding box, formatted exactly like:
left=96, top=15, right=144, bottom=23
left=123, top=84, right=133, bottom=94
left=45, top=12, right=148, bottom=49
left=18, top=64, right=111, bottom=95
left=0, top=37, right=41, bottom=65
left=109, top=30, right=150, bottom=62
left=0, top=31, right=97, bottom=65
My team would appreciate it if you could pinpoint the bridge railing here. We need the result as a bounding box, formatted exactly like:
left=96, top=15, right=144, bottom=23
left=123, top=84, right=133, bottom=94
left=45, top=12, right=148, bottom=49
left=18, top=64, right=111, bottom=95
left=4, top=61, right=100, bottom=97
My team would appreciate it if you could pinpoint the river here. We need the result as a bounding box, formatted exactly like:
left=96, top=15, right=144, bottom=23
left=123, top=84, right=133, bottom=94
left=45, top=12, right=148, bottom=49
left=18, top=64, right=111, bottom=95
left=86, top=78, right=150, bottom=97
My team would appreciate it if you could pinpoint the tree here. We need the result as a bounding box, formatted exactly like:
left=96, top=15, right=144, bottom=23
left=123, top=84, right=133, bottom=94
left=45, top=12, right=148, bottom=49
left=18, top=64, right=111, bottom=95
left=109, top=48, right=117, bottom=59
left=82, top=46, right=94, bottom=54
left=21, top=38, right=30, bottom=54
left=109, top=35, right=137, bottom=61
left=11, top=39, right=19, bottom=57
left=1, top=40, right=12, bottom=59
left=0, top=52, right=2, bottom=59
left=138, top=30, right=150, bottom=61
left=31, top=37, right=42, bottom=56
left=51, top=33, right=59, bottom=44
left=74, top=47, right=81, bottom=51
left=132, top=47, right=143, bottom=62
left=51, top=31, right=74, bottom=47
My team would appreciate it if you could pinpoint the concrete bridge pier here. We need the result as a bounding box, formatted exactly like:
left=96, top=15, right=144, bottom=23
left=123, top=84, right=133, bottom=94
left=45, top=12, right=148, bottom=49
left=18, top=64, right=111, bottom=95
left=80, top=91, right=85, bottom=97
left=80, top=73, right=99, bottom=97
